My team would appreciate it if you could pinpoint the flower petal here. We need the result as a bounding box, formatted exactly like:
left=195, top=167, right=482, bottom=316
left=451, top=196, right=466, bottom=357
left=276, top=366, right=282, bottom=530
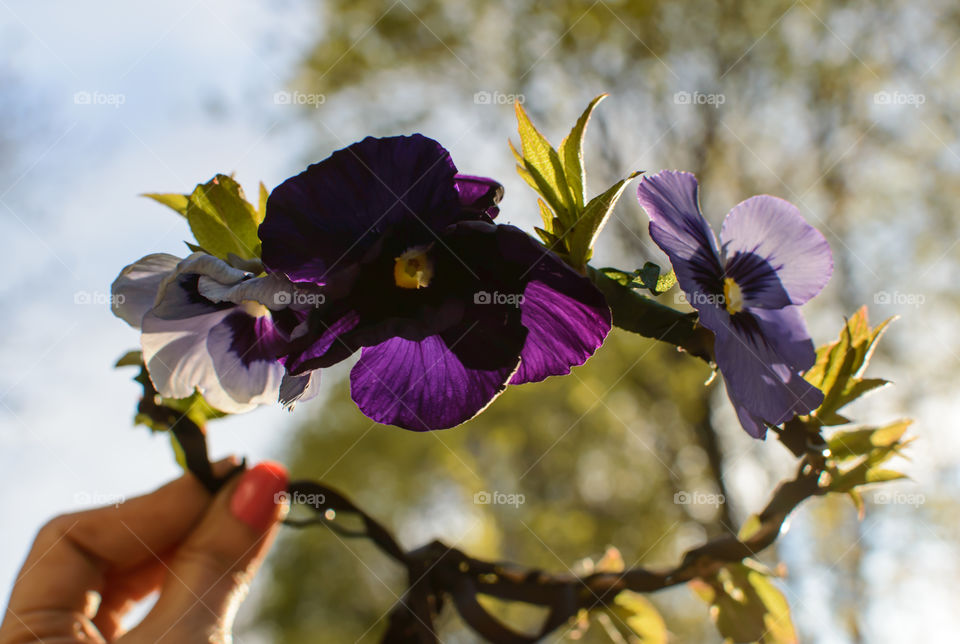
left=140, top=307, right=249, bottom=411
left=748, top=306, right=817, bottom=373
left=491, top=226, right=610, bottom=384
left=713, top=319, right=823, bottom=439
left=279, top=371, right=321, bottom=408
left=720, top=195, right=832, bottom=306
left=140, top=258, right=289, bottom=414
left=284, top=308, right=361, bottom=373
left=150, top=254, right=242, bottom=320
left=206, top=312, right=287, bottom=408
left=111, top=253, right=181, bottom=327
left=260, top=135, right=461, bottom=283
left=636, top=171, right=724, bottom=306
left=455, top=174, right=503, bottom=219
left=197, top=272, right=304, bottom=310
left=349, top=333, right=520, bottom=431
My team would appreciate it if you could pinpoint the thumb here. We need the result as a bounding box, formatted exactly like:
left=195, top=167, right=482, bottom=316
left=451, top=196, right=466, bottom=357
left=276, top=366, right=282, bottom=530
left=129, top=461, right=289, bottom=643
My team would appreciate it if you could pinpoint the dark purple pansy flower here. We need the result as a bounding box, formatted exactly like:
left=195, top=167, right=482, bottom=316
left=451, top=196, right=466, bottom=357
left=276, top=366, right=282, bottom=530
left=636, top=170, right=833, bottom=438
left=259, top=134, right=611, bottom=431
left=112, top=252, right=319, bottom=413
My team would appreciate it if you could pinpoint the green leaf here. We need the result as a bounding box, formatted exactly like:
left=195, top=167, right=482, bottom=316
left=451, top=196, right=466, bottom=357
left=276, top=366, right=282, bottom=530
left=827, top=419, right=911, bottom=462
left=588, top=266, right=714, bottom=362
left=534, top=226, right=561, bottom=247
left=558, top=94, right=606, bottom=211
left=114, top=350, right=143, bottom=368
left=804, top=307, right=894, bottom=426
left=119, top=355, right=229, bottom=434
left=511, top=97, right=641, bottom=273
left=535, top=199, right=559, bottom=239
left=601, top=263, right=676, bottom=296
left=169, top=431, right=189, bottom=471
left=738, top=514, right=763, bottom=541
left=566, top=173, right=641, bottom=270
left=511, top=105, right=574, bottom=222
left=185, top=174, right=262, bottom=261
left=258, top=181, right=269, bottom=223
left=848, top=488, right=866, bottom=519
left=654, top=271, right=676, bottom=294
left=695, top=563, right=798, bottom=644
left=866, top=468, right=908, bottom=484
left=142, top=192, right=189, bottom=217
left=827, top=420, right=912, bottom=494
left=610, top=591, right=668, bottom=644
left=830, top=462, right=907, bottom=494
left=599, top=267, right=636, bottom=287
left=160, top=390, right=229, bottom=427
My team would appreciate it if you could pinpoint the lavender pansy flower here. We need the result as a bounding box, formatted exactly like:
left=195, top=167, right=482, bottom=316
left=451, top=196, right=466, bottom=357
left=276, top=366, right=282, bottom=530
left=636, top=170, right=833, bottom=438
left=259, top=134, right=611, bottom=431
left=112, top=252, right=319, bottom=413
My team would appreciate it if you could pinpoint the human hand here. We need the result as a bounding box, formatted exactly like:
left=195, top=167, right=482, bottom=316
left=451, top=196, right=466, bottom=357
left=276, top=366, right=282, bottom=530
left=0, top=458, right=289, bottom=643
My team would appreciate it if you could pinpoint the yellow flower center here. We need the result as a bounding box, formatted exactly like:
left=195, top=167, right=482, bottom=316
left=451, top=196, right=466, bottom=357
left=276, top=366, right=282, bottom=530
left=393, top=246, right=434, bottom=289
left=239, top=299, right=270, bottom=318
left=723, top=277, right=744, bottom=314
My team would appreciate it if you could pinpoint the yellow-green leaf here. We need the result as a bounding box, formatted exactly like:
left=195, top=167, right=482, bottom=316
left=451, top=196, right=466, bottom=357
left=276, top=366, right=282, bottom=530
left=699, top=564, right=798, bottom=644
left=805, top=307, right=895, bottom=426
left=559, top=94, right=607, bottom=211
left=567, top=173, right=641, bottom=271
left=513, top=103, right=575, bottom=223
left=611, top=591, right=668, bottom=644
left=142, top=192, right=189, bottom=217
left=827, top=419, right=912, bottom=462
left=738, top=514, right=763, bottom=541
left=185, top=174, right=262, bottom=261
left=257, top=181, right=269, bottom=223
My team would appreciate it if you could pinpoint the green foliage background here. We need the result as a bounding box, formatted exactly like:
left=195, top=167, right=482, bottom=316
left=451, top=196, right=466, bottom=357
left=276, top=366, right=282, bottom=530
left=260, top=332, right=722, bottom=642
left=247, top=0, right=959, bottom=641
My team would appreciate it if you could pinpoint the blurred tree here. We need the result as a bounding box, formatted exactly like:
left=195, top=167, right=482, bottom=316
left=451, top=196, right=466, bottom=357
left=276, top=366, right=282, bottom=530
left=259, top=332, right=724, bottom=642
left=255, top=0, right=960, bottom=641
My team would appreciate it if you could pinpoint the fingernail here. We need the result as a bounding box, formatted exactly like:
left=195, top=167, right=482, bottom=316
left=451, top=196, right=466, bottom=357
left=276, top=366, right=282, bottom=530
left=229, top=461, right=288, bottom=532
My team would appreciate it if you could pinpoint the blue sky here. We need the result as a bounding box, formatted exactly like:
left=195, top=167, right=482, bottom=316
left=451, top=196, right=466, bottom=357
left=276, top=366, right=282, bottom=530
left=0, top=0, right=319, bottom=603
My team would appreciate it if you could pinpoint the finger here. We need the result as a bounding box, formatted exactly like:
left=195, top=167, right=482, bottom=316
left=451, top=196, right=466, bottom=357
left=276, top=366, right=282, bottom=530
left=129, top=461, right=288, bottom=643
left=0, top=457, right=238, bottom=642
left=92, top=558, right=167, bottom=640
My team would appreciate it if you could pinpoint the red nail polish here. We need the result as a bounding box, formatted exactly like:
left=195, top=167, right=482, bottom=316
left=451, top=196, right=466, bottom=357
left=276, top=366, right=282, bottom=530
left=229, top=461, right=289, bottom=532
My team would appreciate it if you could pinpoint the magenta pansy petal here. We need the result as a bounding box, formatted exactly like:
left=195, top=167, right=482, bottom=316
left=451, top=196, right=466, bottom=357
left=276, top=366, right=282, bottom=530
left=349, top=335, right=519, bottom=431
left=260, top=135, right=461, bottom=283
left=454, top=174, right=504, bottom=219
